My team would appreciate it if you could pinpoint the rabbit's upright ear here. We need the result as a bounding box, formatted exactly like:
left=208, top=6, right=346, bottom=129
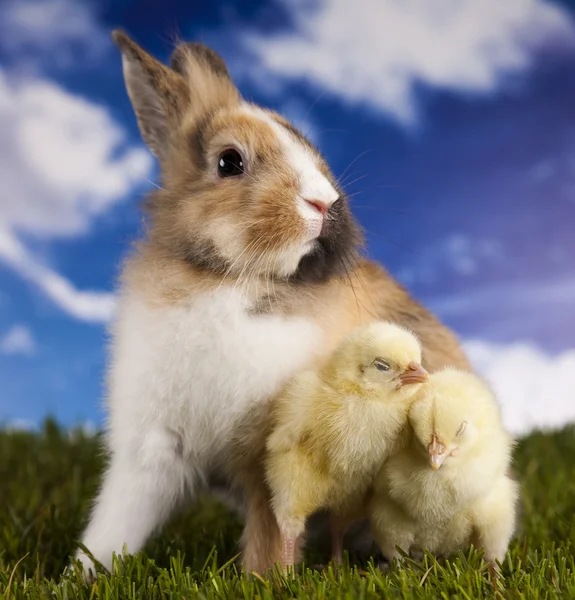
left=169, top=41, right=240, bottom=122
left=112, top=30, right=189, bottom=159
left=112, top=30, right=239, bottom=160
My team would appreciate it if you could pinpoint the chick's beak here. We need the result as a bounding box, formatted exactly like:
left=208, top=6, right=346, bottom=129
left=428, top=435, right=446, bottom=470
left=399, top=362, right=429, bottom=386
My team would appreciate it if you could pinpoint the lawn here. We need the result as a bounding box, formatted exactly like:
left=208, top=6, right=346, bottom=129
left=1, top=419, right=575, bottom=599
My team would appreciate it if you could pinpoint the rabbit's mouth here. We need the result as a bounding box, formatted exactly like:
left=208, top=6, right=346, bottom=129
left=260, top=241, right=319, bottom=280
left=305, top=221, right=324, bottom=244
left=301, top=239, right=319, bottom=255
left=297, top=196, right=329, bottom=242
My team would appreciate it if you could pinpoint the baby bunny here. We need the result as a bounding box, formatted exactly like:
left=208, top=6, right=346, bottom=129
left=77, top=29, right=470, bottom=576
left=370, top=369, right=519, bottom=569
left=265, top=322, right=428, bottom=570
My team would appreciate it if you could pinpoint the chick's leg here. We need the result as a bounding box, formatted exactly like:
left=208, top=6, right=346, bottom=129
left=330, top=515, right=345, bottom=565
left=278, top=517, right=307, bottom=571
left=272, top=500, right=311, bottom=572
left=267, top=450, right=331, bottom=571
left=331, top=493, right=369, bottom=565
left=330, top=511, right=358, bottom=565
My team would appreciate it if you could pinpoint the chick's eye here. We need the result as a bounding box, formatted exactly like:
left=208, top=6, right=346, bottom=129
left=374, top=359, right=391, bottom=372
left=218, top=149, right=244, bottom=177
left=456, top=421, right=468, bottom=437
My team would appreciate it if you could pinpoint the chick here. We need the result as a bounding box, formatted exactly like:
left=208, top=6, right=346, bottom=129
left=370, top=368, right=519, bottom=568
left=265, top=321, right=429, bottom=570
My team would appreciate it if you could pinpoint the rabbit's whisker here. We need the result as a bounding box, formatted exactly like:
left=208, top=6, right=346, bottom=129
left=336, top=150, right=374, bottom=187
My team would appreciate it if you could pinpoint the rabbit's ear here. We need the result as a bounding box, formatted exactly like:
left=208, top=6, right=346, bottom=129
left=170, top=42, right=230, bottom=81
left=169, top=41, right=240, bottom=119
left=112, top=29, right=189, bottom=159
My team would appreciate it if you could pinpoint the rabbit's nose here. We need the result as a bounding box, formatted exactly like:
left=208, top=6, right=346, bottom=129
left=304, top=198, right=331, bottom=216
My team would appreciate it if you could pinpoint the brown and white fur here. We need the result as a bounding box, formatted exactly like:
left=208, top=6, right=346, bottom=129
left=77, top=30, right=471, bottom=575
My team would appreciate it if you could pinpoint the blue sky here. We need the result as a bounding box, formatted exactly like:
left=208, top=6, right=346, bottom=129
left=1, top=0, right=574, bottom=434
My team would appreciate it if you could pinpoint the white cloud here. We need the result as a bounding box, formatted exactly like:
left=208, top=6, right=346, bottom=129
left=0, top=324, right=37, bottom=356
left=465, top=339, right=575, bottom=437
left=398, top=233, right=502, bottom=286
left=430, top=275, right=575, bottom=318
left=0, top=0, right=153, bottom=323
left=239, top=0, right=575, bottom=124
left=0, top=418, right=99, bottom=434
left=0, top=71, right=152, bottom=240
left=0, top=71, right=149, bottom=321
left=1, top=418, right=38, bottom=431
left=68, top=420, right=99, bottom=440
left=0, top=0, right=109, bottom=68
left=0, top=227, right=115, bottom=323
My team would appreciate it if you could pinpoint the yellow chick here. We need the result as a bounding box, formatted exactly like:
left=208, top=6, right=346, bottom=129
left=265, top=321, right=429, bottom=570
left=370, top=368, right=519, bottom=568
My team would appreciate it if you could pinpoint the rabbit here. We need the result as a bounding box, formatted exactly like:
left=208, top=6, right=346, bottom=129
left=76, top=29, right=471, bottom=577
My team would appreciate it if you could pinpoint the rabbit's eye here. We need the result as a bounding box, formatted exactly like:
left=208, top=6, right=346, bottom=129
left=218, top=149, right=244, bottom=177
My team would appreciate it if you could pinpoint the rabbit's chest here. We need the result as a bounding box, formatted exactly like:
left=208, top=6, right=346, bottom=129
left=116, top=287, right=322, bottom=446
left=185, top=289, right=321, bottom=400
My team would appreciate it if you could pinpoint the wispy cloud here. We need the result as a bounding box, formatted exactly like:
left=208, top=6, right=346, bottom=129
left=465, top=339, right=575, bottom=436
left=426, top=273, right=575, bottom=352
left=429, top=275, right=575, bottom=318
left=0, top=71, right=151, bottom=240
left=0, top=0, right=152, bottom=322
left=0, top=228, right=115, bottom=323
left=397, top=233, right=502, bottom=286
left=0, top=324, right=37, bottom=356
left=0, top=0, right=109, bottom=68
left=238, top=0, right=575, bottom=125
left=1, top=418, right=38, bottom=431
left=0, top=418, right=98, bottom=434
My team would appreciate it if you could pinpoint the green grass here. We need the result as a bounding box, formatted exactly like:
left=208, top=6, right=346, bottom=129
left=1, top=419, right=575, bottom=598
